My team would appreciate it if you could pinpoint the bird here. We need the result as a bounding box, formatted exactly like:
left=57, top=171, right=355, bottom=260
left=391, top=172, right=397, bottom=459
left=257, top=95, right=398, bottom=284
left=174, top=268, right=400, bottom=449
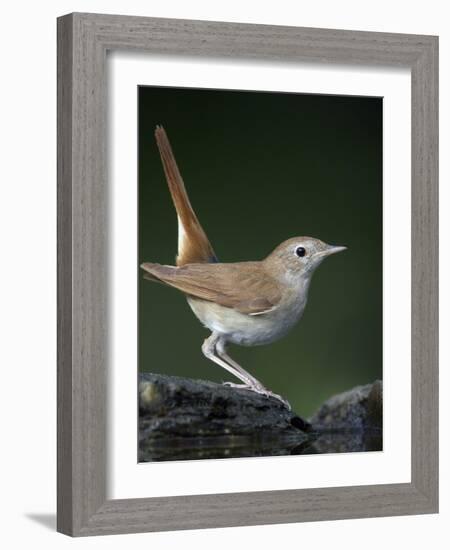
left=141, top=125, right=346, bottom=409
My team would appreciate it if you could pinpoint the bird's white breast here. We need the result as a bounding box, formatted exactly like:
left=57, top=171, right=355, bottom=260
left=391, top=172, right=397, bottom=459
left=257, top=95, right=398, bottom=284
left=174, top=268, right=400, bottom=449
left=187, top=283, right=309, bottom=346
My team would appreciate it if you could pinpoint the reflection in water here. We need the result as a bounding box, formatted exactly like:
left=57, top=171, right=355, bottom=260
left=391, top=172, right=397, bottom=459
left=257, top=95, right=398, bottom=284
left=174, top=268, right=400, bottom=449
left=139, top=429, right=382, bottom=462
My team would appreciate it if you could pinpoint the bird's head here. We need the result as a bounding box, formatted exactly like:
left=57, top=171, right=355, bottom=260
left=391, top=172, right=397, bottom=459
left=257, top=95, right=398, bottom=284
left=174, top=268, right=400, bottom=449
left=264, top=237, right=346, bottom=283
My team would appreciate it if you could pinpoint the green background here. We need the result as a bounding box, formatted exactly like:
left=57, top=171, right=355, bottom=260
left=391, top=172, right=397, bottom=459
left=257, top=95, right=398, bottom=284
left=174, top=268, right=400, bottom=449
left=138, top=86, right=382, bottom=417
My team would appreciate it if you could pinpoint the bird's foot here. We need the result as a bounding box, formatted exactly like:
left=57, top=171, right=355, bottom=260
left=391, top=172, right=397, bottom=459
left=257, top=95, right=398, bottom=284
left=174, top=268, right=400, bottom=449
left=222, top=381, right=291, bottom=410
left=222, top=381, right=251, bottom=389
left=257, top=389, right=292, bottom=410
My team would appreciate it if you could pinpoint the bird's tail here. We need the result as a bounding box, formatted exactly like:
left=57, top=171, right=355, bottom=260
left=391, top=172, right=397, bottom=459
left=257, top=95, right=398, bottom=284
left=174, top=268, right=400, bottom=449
left=154, top=125, right=217, bottom=266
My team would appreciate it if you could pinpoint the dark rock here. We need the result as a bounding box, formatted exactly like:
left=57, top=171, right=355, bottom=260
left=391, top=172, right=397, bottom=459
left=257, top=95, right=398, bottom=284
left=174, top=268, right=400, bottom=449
left=291, top=416, right=313, bottom=432
left=309, top=380, right=383, bottom=431
left=139, top=372, right=309, bottom=461
left=139, top=372, right=307, bottom=438
left=138, top=374, right=383, bottom=461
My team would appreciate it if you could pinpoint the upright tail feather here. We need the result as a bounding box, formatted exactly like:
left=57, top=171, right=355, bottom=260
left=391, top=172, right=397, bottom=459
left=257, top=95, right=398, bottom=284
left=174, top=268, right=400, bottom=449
left=154, top=125, right=217, bottom=266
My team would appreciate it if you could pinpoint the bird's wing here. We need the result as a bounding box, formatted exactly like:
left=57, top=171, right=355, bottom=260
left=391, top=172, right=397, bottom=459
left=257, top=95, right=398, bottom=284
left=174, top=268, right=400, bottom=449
left=154, top=126, right=217, bottom=266
left=140, top=261, right=281, bottom=315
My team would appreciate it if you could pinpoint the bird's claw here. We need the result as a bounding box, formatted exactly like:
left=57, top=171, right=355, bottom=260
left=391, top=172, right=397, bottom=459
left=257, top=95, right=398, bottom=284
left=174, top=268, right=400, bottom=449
left=259, top=390, right=292, bottom=410
left=222, top=381, right=291, bottom=410
left=222, top=381, right=251, bottom=389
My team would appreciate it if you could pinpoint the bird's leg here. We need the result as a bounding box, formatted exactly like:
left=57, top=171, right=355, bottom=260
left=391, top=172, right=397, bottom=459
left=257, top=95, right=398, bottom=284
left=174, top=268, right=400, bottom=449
left=201, top=333, right=254, bottom=388
left=215, top=339, right=291, bottom=410
left=215, top=339, right=266, bottom=391
left=202, top=333, right=291, bottom=409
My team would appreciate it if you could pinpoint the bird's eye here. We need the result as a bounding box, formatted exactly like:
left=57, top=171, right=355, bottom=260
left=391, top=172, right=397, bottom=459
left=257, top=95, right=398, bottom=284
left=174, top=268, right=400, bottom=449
left=295, top=246, right=306, bottom=258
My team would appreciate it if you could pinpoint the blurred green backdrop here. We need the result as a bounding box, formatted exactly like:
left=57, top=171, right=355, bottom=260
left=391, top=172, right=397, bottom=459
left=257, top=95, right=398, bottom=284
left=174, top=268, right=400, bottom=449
left=138, top=86, right=382, bottom=417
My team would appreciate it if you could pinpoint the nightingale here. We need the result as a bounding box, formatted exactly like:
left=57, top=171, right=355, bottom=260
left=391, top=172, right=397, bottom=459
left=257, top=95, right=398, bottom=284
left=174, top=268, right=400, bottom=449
left=141, top=126, right=346, bottom=409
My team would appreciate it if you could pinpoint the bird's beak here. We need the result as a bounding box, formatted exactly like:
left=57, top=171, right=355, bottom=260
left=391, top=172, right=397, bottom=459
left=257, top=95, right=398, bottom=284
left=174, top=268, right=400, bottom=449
left=314, top=245, right=347, bottom=259
left=326, top=245, right=347, bottom=256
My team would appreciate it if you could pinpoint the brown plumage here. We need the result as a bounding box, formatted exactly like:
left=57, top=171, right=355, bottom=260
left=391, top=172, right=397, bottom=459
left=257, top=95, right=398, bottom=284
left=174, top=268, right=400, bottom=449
left=155, top=125, right=217, bottom=266
left=141, top=261, right=281, bottom=315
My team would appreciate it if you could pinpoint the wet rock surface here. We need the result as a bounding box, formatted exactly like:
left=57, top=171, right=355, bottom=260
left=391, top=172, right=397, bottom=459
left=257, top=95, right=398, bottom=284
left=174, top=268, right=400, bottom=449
left=139, top=373, right=382, bottom=461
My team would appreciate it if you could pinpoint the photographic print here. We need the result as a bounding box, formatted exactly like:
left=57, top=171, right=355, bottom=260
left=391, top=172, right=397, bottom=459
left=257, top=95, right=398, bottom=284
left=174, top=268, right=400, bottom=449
left=57, top=14, right=438, bottom=535
left=138, top=86, right=382, bottom=462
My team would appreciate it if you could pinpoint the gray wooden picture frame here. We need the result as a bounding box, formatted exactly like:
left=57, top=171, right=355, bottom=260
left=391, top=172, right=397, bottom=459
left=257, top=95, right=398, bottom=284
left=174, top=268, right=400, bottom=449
left=57, top=12, right=438, bottom=537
